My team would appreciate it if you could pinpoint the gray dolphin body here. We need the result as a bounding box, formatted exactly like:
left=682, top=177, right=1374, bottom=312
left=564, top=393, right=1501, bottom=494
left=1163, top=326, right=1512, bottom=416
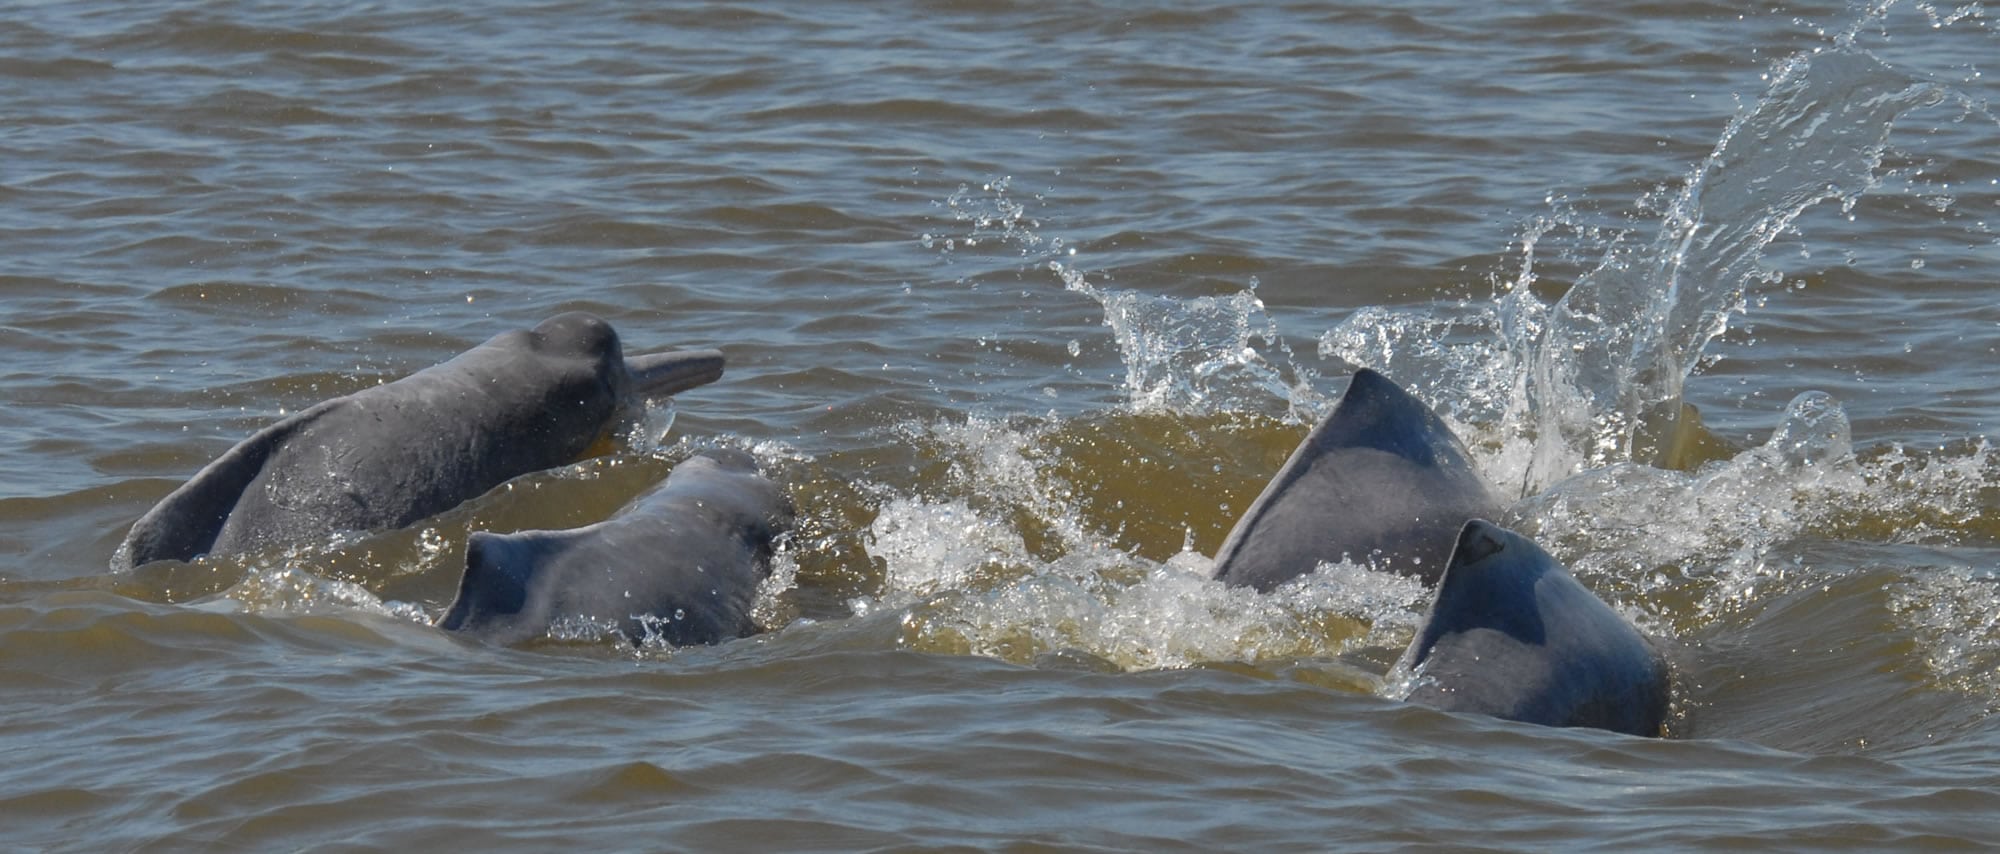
left=115, top=313, right=724, bottom=570
left=1400, top=520, right=1669, bottom=736
left=437, top=449, right=794, bottom=646
left=1211, top=368, right=1501, bottom=590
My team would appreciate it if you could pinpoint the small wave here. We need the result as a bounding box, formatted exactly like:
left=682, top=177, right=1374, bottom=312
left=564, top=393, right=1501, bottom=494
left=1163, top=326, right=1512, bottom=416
left=0, top=56, right=112, bottom=81
left=90, top=16, right=420, bottom=58
left=742, top=99, right=1118, bottom=132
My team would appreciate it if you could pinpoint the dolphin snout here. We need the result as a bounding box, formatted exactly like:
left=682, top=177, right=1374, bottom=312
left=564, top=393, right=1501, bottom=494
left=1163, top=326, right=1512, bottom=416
left=626, top=349, right=726, bottom=398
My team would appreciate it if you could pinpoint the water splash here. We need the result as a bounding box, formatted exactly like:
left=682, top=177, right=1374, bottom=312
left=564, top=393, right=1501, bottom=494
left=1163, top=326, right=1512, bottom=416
left=617, top=398, right=678, bottom=453
left=849, top=415, right=1432, bottom=671
left=1081, top=280, right=1307, bottom=416
left=866, top=496, right=1035, bottom=601
left=883, top=3, right=2000, bottom=685
left=1515, top=391, right=1864, bottom=613
left=1889, top=558, right=2000, bottom=706
left=1040, top=237, right=1317, bottom=417
left=1311, top=15, right=1984, bottom=497
left=924, top=176, right=1318, bottom=417
left=1531, top=49, right=1935, bottom=486
left=888, top=549, right=1427, bottom=672
left=1318, top=304, right=1513, bottom=422
left=217, top=563, right=428, bottom=623
left=922, top=176, right=1063, bottom=265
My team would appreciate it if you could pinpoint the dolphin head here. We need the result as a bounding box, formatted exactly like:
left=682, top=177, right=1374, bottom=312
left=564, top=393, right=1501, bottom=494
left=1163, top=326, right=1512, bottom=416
left=527, top=312, right=726, bottom=401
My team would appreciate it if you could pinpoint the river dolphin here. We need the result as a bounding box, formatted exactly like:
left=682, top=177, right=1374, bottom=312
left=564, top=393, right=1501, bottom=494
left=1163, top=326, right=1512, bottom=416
left=1211, top=368, right=1501, bottom=590
left=1211, top=369, right=1668, bottom=734
left=437, top=448, right=794, bottom=646
left=115, top=312, right=724, bottom=570
left=1398, top=519, right=1670, bottom=736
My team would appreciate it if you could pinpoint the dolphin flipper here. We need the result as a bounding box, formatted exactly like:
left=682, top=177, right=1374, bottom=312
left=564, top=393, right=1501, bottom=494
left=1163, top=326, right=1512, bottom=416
left=114, top=402, right=338, bottom=568
left=1212, top=368, right=1500, bottom=590
left=1400, top=520, right=1669, bottom=736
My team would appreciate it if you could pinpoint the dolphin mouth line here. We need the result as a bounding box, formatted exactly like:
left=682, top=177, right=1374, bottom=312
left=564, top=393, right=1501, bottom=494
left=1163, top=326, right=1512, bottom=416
left=627, top=349, right=726, bottom=398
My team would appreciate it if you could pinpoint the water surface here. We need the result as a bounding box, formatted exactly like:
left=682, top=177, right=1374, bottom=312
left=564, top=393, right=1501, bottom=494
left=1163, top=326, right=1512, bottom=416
left=3, top=0, right=2000, bottom=849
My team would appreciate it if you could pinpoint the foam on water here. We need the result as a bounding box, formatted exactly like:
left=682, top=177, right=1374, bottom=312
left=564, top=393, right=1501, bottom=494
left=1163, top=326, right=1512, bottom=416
left=862, top=497, right=1427, bottom=671
left=841, top=410, right=1431, bottom=670
left=217, top=563, right=427, bottom=624
left=1514, top=391, right=1868, bottom=620
left=129, top=0, right=1999, bottom=701
left=1890, top=558, right=2000, bottom=706
left=881, top=1, right=2000, bottom=701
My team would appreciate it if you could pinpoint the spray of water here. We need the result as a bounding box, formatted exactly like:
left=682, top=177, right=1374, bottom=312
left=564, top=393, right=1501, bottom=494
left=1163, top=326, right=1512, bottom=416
left=1515, top=43, right=1951, bottom=493
left=207, top=3, right=1997, bottom=694
left=887, top=2, right=2000, bottom=694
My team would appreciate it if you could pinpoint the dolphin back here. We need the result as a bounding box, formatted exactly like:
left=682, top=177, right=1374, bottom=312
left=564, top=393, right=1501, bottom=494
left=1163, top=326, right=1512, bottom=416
left=1211, top=368, right=1500, bottom=590
left=1401, top=520, right=1669, bottom=736
left=438, top=449, right=793, bottom=647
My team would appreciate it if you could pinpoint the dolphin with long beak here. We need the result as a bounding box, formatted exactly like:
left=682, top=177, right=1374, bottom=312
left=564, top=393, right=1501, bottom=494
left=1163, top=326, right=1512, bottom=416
left=115, top=312, right=723, bottom=569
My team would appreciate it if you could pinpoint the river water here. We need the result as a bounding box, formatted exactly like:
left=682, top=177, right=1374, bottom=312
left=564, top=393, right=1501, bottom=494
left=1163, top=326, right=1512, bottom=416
left=3, top=0, right=1999, bottom=849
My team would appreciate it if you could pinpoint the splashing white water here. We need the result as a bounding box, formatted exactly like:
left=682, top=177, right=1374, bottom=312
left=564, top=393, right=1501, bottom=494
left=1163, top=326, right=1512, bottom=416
left=1085, top=284, right=1300, bottom=416
left=925, top=175, right=1321, bottom=419
left=847, top=413, right=1435, bottom=670
left=217, top=563, right=428, bottom=624
left=1513, top=42, right=1954, bottom=492
left=890, top=3, right=2000, bottom=686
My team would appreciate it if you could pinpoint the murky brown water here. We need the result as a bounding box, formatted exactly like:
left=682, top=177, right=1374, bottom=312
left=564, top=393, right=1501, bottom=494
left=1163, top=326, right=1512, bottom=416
left=4, top=1, right=2000, bottom=849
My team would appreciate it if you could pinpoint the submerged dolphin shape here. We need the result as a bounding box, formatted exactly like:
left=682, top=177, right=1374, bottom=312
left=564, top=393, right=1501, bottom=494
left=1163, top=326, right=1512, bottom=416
left=1211, top=368, right=1500, bottom=590
left=437, top=448, right=794, bottom=646
left=115, top=312, right=724, bottom=570
left=1399, top=519, right=1669, bottom=736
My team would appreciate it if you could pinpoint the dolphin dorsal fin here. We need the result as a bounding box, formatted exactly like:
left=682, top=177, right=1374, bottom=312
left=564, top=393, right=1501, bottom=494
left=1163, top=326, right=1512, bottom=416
left=1406, top=519, right=1550, bottom=668
left=438, top=530, right=569, bottom=635
left=1399, top=519, right=1670, bottom=735
left=1309, top=368, right=1456, bottom=463
left=1211, top=369, right=1499, bottom=590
